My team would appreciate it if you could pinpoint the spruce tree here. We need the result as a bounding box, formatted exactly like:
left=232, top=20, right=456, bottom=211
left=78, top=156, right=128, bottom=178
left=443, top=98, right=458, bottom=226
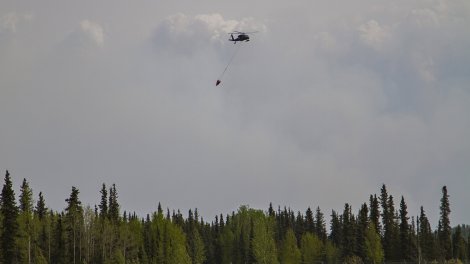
left=452, top=225, right=467, bottom=261
left=438, top=186, right=452, bottom=260
left=399, top=196, right=411, bottom=261
left=305, top=207, right=315, bottom=234
left=99, top=183, right=108, bottom=219
left=187, top=208, right=206, bottom=264
left=418, top=206, right=435, bottom=261
left=0, top=170, right=19, bottom=263
left=219, top=213, right=225, bottom=230
left=18, top=178, right=34, bottom=264
left=108, top=184, right=120, bottom=223
left=329, top=210, right=342, bottom=246
left=158, top=202, right=163, bottom=215
left=64, top=186, right=83, bottom=264
left=35, top=192, right=49, bottom=260
left=295, top=211, right=304, bottom=245
left=387, top=195, right=400, bottom=260
left=380, top=185, right=400, bottom=260
left=143, top=214, right=152, bottom=261
left=195, top=208, right=200, bottom=224
left=409, top=216, right=419, bottom=262
left=268, top=203, right=275, bottom=218
left=341, top=203, right=356, bottom=259
left=356, top=203, right=369, bottom=260
left=314, top=206, right=327, bottom=241
left=380, top=184, right=392, bottom=260
left=52, top=213, right=66, bottom=264
left=369, top=194, right=380, bottom=233
left=19, top=178, right=33, bottom=213
left=35, top=191, right=47, bottom=220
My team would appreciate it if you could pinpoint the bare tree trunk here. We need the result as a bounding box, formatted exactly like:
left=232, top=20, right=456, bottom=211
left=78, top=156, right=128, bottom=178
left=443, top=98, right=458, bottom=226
left=73, top=225, right=76, bottom=264
left=48, top=222, right=51, bottom=263
left=123, top=239, right=127, bottom=264
left=28, top=235, right=31, bottom=264
left=102, top=235, right=105, bottom=263
left=79, top=227, right=82, bottom=264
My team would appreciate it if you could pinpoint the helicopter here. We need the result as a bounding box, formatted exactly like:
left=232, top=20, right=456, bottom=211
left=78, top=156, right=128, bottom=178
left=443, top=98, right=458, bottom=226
left=216, top=31, right=258, bottom=86
left=228, top=31, right=258, bottom=44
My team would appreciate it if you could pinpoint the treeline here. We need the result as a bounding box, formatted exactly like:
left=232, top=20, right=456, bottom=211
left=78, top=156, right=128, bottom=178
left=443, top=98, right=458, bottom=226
left=0, top=170, right=468, bottom=264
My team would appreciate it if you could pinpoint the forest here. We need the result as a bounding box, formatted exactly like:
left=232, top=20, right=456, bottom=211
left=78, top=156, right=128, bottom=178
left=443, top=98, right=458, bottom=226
left=0, top=170, right=468, bottom=264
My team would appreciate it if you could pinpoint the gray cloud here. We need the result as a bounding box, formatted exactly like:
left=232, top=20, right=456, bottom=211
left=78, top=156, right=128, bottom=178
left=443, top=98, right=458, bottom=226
left=1, top=0, right=469, bottom=226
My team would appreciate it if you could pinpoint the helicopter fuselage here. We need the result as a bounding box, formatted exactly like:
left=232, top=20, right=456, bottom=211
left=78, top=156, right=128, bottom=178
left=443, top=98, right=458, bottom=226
left=229, top=34, right=250, bottom=43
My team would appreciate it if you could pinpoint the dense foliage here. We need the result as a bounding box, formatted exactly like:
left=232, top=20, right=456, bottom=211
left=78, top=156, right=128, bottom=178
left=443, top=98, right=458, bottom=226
left=1, top=171, right=468, bottom=263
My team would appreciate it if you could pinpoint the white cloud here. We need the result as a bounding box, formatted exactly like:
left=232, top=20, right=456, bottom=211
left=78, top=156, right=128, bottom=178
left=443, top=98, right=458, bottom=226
left=410, top=8, right=440, bottom=28
left=358, top=20, right=391, bottom=51
left=315, top=32, right=338, bottom=51
left=153, top=13, right=266, bottom=55
left=80, top=20, right=105, bottom=47
left=0, top=12, right=33, bottom=33
left=412, top=52, right=436, bottom=83
left=56, top=19, right=106, bottom=53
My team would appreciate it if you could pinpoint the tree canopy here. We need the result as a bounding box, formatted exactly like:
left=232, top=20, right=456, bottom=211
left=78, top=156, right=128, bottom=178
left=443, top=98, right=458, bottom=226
left=0, top=170, right=468, bottom=263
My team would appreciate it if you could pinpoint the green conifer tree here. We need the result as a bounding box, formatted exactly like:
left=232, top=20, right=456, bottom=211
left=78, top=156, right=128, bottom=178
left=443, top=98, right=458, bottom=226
left=108, top=184, right=120, bottom=223
left=268, top=203, right=275, bottom=218
left=369, top=194, right=380, bottom=233
left=52, top=213, right=66, bottom=264
left=329, top=210, right=342, bottom=246
left=35, top=192, right=49, bottom=260
left=64, top=186, right=83, bottom=264
left=399, top=196, right=411, bottom=261
left=341, top=203, right=356, bottom=259
left=418, top=206, right=435, bottom=261
left=387, top=195, right=400, bottom=260
left=452, top=225, right=467, bottom=261
left=99, top=183, right=108, bottom=219
left=295, top=211, right=304, bottom=245
left=35, top=192, right=47, bottom=220
left=187, top=209, right=206, bottom=264
left=314, top=206, right=327, bottom=242
left=305, top=207, right=315, bottom=234
left=18, top=178, right=34, bottom=263
left=356, top=203, right=369, bottom=260
left=380, top=184, right=392, bottom=260
left=0, top=170, right=19, bottom=263
left=19, top=178, right=33, bottom=213
left=438, top=186, right=452, bottom=260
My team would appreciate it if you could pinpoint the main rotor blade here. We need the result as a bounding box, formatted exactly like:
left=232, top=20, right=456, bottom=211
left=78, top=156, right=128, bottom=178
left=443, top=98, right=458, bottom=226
left=227, top=31, right=258, bottom=34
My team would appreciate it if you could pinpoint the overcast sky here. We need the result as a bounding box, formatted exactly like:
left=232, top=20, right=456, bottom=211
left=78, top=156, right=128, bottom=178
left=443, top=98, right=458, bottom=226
left=1, top=0, right=469, bottom=227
